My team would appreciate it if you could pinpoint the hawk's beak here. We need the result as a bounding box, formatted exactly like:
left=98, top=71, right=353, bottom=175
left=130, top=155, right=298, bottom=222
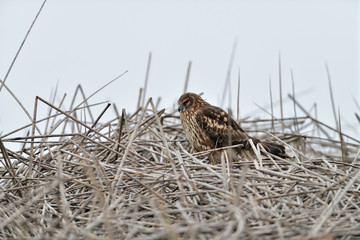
left=178, top=104, right=184, bottom=112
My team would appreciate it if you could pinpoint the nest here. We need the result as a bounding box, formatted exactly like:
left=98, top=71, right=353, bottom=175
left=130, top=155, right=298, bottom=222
left=1, top=91, right=360, bottom=240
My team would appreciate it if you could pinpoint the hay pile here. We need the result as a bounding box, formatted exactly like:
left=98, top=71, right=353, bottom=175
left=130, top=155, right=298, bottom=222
left=1, top=90, right=360, bottom=240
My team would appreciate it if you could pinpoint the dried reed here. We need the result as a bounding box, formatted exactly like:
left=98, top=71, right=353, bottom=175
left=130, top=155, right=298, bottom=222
left=2, top=1, right=359, bottom=238
left=1, top=84, right=359, bottom=240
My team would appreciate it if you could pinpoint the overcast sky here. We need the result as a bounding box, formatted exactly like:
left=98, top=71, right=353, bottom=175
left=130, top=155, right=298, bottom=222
left=0, top=0, right=359, bottom=139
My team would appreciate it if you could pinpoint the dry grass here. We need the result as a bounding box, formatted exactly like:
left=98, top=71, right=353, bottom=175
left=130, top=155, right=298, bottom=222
left=0, top=84, right=360, bottom=240
left=1, top=1, right=359, bottom=239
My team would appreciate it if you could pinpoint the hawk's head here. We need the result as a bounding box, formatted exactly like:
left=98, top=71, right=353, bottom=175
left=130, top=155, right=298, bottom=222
left=178, top=92, right=207, bottom=112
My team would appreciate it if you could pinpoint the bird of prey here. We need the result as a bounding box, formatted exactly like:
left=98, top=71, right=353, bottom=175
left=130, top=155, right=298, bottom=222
left=178, top=92, right=287, bottom=163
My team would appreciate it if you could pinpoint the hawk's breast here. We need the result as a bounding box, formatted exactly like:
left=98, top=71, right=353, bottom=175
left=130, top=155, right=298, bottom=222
left=180, top=110, right=214, bottom=152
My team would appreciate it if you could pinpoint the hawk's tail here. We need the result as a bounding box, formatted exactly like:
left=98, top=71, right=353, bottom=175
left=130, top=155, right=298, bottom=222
left=261, top=141, right=288, bottom=158
left=235, top=138, right=288, bottom=159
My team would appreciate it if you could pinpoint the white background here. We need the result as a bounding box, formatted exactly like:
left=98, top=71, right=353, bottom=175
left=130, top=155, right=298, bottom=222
left=0, top=0, right=359, bottom=141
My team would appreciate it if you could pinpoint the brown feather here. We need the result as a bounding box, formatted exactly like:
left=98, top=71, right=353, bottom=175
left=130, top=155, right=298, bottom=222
left=178, top=92, right=288, bottom=163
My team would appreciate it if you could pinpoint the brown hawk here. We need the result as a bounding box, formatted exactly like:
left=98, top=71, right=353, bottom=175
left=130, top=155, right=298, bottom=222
left=178, top=92, right=287, bottom=163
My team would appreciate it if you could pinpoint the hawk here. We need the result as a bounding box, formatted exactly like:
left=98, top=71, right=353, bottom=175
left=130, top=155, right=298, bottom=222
left=178, top=92, right=287, bottom=163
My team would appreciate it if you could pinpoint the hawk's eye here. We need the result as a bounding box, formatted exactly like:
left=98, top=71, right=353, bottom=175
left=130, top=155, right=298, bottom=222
left=183, top=100, right=190, bottom=106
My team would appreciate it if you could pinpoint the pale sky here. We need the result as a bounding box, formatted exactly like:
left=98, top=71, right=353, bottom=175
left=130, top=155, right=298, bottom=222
left=0, top=0, right=359, bottom=140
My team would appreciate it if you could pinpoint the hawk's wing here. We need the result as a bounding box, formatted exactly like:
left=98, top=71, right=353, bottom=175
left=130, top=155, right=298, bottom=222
left=195, top=105, right=249, bottom=148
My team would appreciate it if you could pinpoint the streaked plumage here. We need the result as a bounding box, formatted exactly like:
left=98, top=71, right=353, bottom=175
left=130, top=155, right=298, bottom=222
left=178, top=92, right=287, bottom=163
